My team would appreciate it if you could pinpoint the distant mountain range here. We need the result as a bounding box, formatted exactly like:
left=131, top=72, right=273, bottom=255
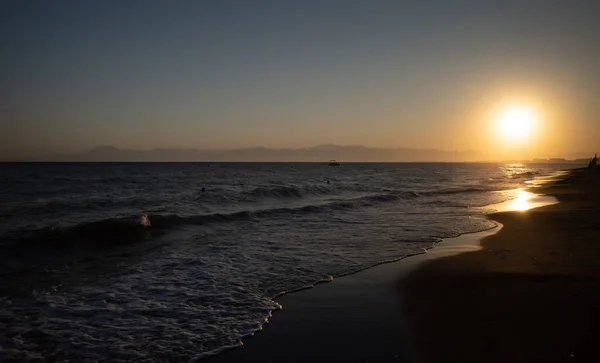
left=25, top=144, right=482, bottom=162
left=4, top=145, right=594, bottom=162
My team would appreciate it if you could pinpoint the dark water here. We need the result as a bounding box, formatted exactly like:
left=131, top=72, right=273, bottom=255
left=0, top=162, right=575, bottom=361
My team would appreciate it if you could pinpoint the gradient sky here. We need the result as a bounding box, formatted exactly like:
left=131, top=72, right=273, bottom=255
left=2, top=0, right=599, bottom=160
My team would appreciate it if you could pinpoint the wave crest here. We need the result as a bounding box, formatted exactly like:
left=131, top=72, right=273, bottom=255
left=243, top=184, right=334, bottom=200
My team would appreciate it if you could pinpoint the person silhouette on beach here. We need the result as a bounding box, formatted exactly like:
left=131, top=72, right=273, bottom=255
left=588, top=154, right=598, bottom=169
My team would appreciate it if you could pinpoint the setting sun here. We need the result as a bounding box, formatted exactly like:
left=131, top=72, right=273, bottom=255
left=496, top=106, right=536, bottom=143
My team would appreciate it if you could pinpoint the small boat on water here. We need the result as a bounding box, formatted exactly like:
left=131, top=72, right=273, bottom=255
left=328, top=160, right=340, bottom=166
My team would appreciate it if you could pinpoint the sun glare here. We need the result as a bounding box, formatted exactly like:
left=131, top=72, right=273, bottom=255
left=496, top=106, right=535, bottom=143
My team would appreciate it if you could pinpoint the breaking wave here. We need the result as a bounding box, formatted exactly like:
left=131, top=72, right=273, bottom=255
left=6, top=191, right=422, bottom=247
left=2, top=183, right=518, bottom=249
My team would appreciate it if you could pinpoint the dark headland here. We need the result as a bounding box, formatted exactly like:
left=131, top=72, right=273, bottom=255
left=207, top=168, right=600, bottom=362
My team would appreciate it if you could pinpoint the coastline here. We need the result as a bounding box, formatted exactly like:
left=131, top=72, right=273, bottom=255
left=206, top=171, right=576, bottom=362
left=206, top=228, right=507, bottom=362
left=402, top=168, right=600, bottom=362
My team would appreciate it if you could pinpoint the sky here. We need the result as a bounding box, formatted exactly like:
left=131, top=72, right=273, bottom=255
left=1, top=0, right=599, bottom=160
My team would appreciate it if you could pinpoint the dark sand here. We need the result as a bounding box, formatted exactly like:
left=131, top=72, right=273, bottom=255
left=403, top=168, right=600, bottom=362
left=207, top=168, right=600, bottom=362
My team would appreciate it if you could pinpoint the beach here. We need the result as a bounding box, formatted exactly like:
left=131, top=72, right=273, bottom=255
left=4, top=1, right=598, bottom=361
left=1, top=164, right=590, bottom=361
left=207, top=168, right=599, bottom=362
left=403, top=168, right=600, bottom=362
left=4, top=163, right=557, bottom=361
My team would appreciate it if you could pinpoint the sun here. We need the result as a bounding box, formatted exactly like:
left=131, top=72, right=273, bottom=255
left=495, top=106, right=535, bottom=143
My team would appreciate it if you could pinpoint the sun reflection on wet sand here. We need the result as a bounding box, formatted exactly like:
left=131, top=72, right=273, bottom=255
left=511, top=189, right=534, bottom=211
left=425, top=188, right=558, bottom=260
left=493, top=188, right=558, bottom=213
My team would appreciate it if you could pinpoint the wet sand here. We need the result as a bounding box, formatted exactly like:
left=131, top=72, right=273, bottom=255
left=207, top=168, right=599, bottom=362
left=207, top=227, right=501, bottom=363
left=403, top=168, right=600, bottom=362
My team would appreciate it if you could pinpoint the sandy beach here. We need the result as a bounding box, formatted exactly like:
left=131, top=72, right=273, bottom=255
left=207, top=168, right=599, bottom=362
left=403, top=168, right=600, bottom=362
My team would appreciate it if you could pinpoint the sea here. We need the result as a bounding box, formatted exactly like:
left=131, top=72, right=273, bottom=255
left=0, top=162, right=577, bottom=361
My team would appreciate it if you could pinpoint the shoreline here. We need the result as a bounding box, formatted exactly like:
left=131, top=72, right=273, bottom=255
left=206, top=227, right=504, bottom=362
left=206, top=171, right=569, bottom=362
left=402, top=168, right=600, bottom=362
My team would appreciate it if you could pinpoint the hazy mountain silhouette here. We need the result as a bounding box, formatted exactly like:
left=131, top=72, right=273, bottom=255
left=33, top=145, right=482, bottom=162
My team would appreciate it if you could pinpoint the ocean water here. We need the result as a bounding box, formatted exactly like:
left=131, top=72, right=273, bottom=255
left=0, top=162, right=576, bottom=361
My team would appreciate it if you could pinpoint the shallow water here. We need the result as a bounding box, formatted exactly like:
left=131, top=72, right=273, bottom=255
left=0, top=162, right=576, bottom=361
